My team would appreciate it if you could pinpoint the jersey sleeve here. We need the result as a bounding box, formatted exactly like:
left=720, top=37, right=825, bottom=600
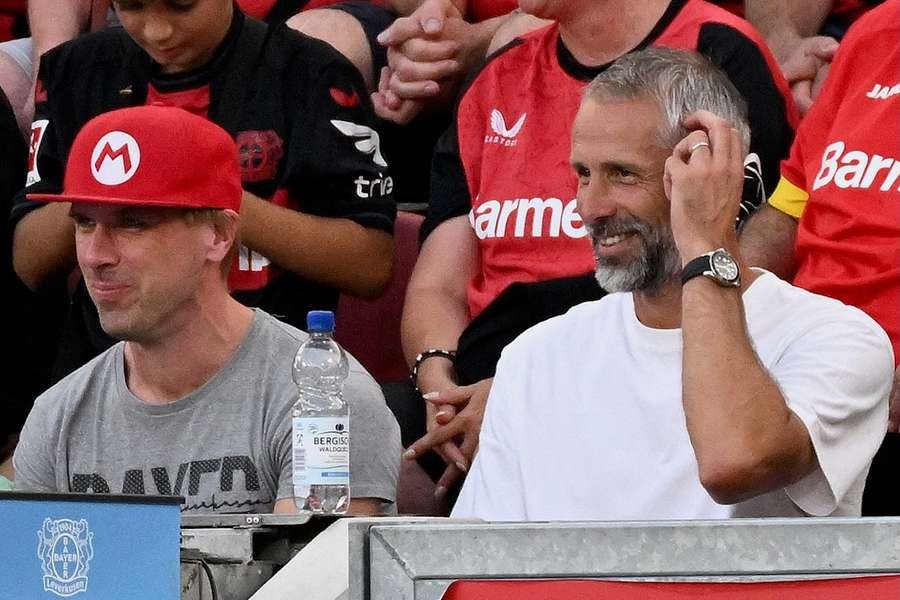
left=421, top=119, right=472, bottom=241
left=421, top=38, right=524, bottom=241
left=697, top=23, right=796, bottom=215
left=767, top=176, right=809, bottom=219
left=776, top=310, right=893, bottom=515
left=10, top=51, right=65, bottom=226
left=282, top=46, right=395, bottom=233
left=769, top=19, right=858, bottom=220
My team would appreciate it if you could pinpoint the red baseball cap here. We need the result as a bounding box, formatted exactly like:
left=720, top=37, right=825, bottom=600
left=28, top=106, right=242, bottom=211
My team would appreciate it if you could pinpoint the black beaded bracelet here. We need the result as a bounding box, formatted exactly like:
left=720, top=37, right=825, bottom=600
left=410, top=349, right=457, bottom=395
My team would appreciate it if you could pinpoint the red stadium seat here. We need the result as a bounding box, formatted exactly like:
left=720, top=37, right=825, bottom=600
left=335, top=210, right=424, bottom=384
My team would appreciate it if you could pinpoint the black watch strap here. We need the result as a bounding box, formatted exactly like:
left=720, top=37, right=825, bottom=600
left=681, top=248, right=741, bottom=287
left=681, top=254, right=713, bottom=285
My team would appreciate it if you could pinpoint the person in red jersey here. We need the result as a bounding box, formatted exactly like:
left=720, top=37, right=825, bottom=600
left=740, top=0, right=899, bottom=515
left=399, top=0, right=797, bottom=503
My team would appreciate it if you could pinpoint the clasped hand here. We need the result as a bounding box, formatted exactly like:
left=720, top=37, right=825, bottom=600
left=404, top=377, right=493, bottom=496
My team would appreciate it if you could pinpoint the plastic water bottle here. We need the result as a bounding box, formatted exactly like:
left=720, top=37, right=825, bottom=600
left=292, top=310, right=350, bottom=514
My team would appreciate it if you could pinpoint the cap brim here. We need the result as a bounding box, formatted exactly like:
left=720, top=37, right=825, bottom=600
left=27, top=192, right=226, bottom=209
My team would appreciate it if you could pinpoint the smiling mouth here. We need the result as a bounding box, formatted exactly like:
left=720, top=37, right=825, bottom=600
left=597, top=232, right=635, bottom=247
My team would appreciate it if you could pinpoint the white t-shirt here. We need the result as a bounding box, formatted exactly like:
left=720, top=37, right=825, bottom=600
left=452, top=272, right=893, bottom=521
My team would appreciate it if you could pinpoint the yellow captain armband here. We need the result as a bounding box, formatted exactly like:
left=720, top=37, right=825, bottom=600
left=768, top=176, right=810, bottom=219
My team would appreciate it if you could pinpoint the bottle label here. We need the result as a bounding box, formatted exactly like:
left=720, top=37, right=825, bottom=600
left=292, top=416, right=350, bottom=487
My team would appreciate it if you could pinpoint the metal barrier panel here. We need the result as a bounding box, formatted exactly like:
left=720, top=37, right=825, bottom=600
left=359, top=518, right=900, bottom=600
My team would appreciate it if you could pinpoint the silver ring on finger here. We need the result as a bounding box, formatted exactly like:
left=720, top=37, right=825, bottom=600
left=688, top=141, right=711, bottom=156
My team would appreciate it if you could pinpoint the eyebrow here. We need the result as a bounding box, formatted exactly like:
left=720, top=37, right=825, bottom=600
left=570, top=157, right=651, bottom=174
left=604, top=159, right=649, bottom=174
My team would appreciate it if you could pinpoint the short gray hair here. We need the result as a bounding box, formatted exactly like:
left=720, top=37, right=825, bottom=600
left=584, top=47, right=750, bottom=153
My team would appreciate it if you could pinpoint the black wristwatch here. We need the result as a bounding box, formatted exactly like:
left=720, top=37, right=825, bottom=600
left=681, top=248, right=741, bottom=287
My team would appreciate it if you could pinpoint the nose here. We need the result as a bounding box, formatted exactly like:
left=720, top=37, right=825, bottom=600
left=576, top=178, right=617, bottom=224
left=78, top=225, right=120, bottom=271
left=142, top=11, right=175, bottom=46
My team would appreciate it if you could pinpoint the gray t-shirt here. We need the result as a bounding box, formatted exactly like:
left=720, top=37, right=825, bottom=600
left=14, top=310, right=401, bottom=513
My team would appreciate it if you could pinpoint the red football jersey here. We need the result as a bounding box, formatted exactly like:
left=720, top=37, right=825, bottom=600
left=772, top=0, right=900, bottom=362
left=428, top=0, right=795, bottom=318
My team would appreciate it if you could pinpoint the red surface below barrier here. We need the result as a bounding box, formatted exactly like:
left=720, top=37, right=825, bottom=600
left=443, top=576, right=900, bottom=600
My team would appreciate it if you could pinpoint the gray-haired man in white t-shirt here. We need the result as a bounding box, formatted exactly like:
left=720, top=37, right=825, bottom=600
left=452, top=48, right=892, bottom=521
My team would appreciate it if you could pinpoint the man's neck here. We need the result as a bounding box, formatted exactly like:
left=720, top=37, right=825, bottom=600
left=123, top=298, right=254, bottom=405
left=557, top=0, right=673, bottom=67
left=634, top=279, right=684, bottom=330
left=633, top=243, right=762, bottom=330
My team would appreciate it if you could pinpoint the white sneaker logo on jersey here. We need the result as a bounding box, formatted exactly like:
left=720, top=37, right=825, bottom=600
left=331, top=120, right=388, bottom=167
left=91, top=132, right=141, bottom=186
left=866, top=83, right=900, bottom=100
left=485, top=110, right=526, bottom=147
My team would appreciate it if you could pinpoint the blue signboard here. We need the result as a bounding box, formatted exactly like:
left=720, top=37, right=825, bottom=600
left=0, top=493, right=181, bottom=600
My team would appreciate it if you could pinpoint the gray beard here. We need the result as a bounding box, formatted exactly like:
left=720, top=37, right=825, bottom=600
left=588, top=215, right=681, bottom=294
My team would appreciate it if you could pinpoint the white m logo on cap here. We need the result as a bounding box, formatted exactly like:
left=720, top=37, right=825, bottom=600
left=91, top=131, right=141, bottom=186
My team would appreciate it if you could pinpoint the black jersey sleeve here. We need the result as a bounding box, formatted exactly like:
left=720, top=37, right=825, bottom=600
left=10, top=50, right=66, bottom=226
left=420, top=119, right=470, bottom=241
left=698, top=23, right=795, bottom=212
left=282, top=42, right=396, bottom=233
left=420, top=38, right=524, bottom=242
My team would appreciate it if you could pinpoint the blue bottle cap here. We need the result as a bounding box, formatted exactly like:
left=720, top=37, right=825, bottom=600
left=307, top=310, right=335, bottom=333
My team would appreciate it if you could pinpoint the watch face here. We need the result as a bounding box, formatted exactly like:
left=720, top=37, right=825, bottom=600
left=711, top=250, right=740, bottom=282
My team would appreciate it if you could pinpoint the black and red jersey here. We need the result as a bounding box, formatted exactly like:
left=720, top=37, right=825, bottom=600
left=427, top=0, right=796, bottom=321
left=14, top=9, right=395, bottom=377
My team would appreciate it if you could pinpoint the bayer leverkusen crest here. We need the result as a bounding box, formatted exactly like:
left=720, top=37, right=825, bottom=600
left=37, top=518, right=95, bottom=597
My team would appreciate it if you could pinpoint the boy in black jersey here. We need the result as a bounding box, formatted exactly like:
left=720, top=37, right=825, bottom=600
left=11, top=0, right=396, bottom=379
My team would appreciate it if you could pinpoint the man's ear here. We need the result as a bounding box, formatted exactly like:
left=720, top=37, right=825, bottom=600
left=208, top=209, right=240, bottom=263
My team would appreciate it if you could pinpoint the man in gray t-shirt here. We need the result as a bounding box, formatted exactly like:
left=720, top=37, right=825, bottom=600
left=15, top=310, right=401, bottom=513
left=13, top=106, right=401, bottom=514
